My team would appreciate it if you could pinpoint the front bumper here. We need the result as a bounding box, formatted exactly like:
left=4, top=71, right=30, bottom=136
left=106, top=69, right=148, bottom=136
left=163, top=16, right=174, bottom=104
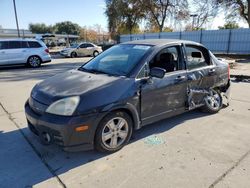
left=25, top=101, right=102, bottom=152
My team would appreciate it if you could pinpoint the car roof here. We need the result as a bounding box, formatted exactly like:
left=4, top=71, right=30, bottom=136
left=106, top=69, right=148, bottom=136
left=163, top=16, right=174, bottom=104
left=0, top=38, right=39, bottom=42
left=123, top=39, right=202, bottom=47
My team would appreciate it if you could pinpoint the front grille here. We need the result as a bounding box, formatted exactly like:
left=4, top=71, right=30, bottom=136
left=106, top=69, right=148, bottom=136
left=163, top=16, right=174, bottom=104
left=29, top=97, right=48, bottom=115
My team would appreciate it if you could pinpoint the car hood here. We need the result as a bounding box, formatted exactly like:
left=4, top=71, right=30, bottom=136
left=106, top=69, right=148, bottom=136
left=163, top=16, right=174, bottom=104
left=31, top=69, right=135, bottom=112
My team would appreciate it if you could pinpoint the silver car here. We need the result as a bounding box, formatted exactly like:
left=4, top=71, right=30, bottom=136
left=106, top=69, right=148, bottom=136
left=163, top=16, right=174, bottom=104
left=0, top=38, right=51, bottom=68
left=60, top=42, right=103, bottom=58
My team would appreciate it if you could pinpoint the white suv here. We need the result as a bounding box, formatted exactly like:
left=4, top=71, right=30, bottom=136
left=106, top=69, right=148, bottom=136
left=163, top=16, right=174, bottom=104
left=0, top=38, right=51, bottom=68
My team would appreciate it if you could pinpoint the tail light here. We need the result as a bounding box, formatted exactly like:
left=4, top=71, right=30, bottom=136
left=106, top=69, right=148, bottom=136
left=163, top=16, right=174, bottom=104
left=45, top=49, right=49, bottom=53
left=228, top=64, right=230, bottom=80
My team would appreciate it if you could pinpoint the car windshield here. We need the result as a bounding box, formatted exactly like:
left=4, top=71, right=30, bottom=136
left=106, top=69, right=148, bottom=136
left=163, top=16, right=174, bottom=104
left=79, top=44, right=152, bottom=76
left=70, top=44, right=79, bottom=48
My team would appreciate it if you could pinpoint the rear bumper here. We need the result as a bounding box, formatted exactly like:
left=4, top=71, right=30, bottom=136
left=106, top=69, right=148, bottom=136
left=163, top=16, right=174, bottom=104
left=25, top=101, right=102, bottom=152
left=41, top=54, right=52, bottom=63
left=221, top=80, right=231, bottom=106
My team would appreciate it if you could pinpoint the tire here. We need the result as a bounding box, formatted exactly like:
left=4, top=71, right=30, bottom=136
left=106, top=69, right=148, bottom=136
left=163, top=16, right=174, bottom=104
left=201, top=89, right=222, bottom=114
left=93, top=51, right=99, bottom=57
left=27, top=56, right=41, bottom=68
left=71, top=52, right=77, bottom=58
left=95, top=111, right=133, bottom=153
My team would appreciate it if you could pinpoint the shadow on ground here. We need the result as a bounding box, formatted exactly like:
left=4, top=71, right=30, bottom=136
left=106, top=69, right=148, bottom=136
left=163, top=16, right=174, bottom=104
left=0, top=110, right=211, bottom=187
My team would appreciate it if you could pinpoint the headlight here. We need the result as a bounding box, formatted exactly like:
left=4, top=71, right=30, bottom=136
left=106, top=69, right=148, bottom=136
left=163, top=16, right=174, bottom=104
left=46, top=96, right=80, bottom=116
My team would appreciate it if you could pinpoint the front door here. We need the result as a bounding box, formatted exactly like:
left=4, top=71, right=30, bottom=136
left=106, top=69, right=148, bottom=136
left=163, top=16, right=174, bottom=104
left=140, top=45, right=188, bottom=125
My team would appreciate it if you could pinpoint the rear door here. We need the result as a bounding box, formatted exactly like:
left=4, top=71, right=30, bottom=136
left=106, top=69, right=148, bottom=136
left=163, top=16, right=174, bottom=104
left=7, top=41, right=27, bottom=64
left=183, top=44, right=216, bottom=107
left=76, top=43, right=88, bottom=56
left=85, top=43, right=95, bottom=56
left=140, top=45, right=188, bottom=125
left=0, top=41, right=9, bottom=65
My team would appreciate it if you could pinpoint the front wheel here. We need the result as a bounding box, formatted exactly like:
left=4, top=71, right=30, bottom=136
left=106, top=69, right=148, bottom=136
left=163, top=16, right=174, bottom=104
left=201, top=89, right=222, bottom=113
left=95, top=111, right=133, bottom=153
left=71, top=52, right=77, bottom=58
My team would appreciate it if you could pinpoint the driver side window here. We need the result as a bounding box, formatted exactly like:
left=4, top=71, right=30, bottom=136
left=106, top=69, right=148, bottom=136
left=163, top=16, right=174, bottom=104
left=149, top=46, right=182, bottom=73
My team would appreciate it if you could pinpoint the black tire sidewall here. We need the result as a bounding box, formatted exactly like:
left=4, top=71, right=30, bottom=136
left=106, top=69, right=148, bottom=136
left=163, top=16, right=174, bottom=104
left=95, top=111, right=133, bottom=153
left=93, top=51, right=99, bottom=57
left=71, top=52, right=77, bottom=58
left=203, top=89, right=222, bottom=113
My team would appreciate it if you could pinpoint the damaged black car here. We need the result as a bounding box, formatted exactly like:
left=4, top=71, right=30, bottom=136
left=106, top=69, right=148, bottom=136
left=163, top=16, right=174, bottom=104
left=25, top=39, right=231, bottom=152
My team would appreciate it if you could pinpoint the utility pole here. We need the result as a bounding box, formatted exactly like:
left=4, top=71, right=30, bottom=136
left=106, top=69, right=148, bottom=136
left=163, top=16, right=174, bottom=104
left=190, top=14, right=198, bottom=31
left=13, top=0, right=20, bottom=38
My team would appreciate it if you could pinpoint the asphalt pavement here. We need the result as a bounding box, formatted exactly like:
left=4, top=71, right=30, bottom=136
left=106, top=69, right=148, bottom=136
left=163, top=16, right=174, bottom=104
left=0, top=58, right=250, bottom=188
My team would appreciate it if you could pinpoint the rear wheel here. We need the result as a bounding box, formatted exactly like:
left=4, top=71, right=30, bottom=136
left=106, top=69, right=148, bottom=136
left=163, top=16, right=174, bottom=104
left=201, top=89, right=222, bottom=113
left=95, top=111, right=133, bottom=153
left=93, top=51, right=99, bottom=57
left=71, top=52, right=77, bottom=58
left=27, top=56, right=41, bottom=68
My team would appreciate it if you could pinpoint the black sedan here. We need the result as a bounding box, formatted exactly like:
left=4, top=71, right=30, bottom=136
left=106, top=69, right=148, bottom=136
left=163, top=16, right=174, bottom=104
left=25, top=39, right=231, bottom=152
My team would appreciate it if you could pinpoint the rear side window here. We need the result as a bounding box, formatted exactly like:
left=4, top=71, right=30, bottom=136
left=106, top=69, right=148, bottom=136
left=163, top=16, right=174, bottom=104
left=79, top=44, right=87, bottom=48
left=28, top=41, right=42, bottom=48
left=0, top=41, right=9, bottom=50
left=9, top=41, right=22, bottom=49
left=21, top=41, right=29, bottom=48
left=185, top=46, right=210, bottom=70
left=86, top=43, right=94, bottom=47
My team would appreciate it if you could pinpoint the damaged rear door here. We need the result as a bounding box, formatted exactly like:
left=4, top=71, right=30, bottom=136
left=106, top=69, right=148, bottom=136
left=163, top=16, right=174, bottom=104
left=183, top=44, right=217, bottom=108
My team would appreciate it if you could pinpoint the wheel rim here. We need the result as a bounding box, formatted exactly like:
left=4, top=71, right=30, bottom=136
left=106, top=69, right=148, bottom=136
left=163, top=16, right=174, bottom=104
left=94, top=51, right=99, bottom=57
left=205, top=90, right=221, bottom=110
left=29, top=56, right=40, bottom=67
left=101, top=117, right=129, bottom=149
left=72, top=52, right=76, bottom=57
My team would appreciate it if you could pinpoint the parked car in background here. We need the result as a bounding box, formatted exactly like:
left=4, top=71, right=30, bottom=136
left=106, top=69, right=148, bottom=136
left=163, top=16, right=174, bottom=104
left=0, top=38, right=51, bottom=68
left=25, top=39, right=231, bottom=153
left=60, top=42, right=103, bottom=58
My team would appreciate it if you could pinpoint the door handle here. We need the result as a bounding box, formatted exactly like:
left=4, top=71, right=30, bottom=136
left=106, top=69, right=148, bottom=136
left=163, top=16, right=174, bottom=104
left=22, top=50, right=27, bottom=52
left=175, top=75, right=186, bottom=81
left=208, top=68, right=216, bottom=75
left=1, top=51, right=5, bottom=54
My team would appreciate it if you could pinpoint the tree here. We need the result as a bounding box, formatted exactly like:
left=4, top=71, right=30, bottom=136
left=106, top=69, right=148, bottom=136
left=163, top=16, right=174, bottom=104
left=105, top=0, right=144, bottom=38
left=29, top=23, right=53, bottom=34
left=188, top=0, right=219, bottom=30
left=54, top=21, right=81, bottom=35
left=139, top=0, right=188, bottom=32
left=216, top=0, right=250, bottom=28
left=218, top=21, right=240, bottom=29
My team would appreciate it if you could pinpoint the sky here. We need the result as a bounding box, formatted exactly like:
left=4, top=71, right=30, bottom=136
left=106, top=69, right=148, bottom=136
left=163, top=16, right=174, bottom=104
left=0, top=0, right=248, bottom=31
left=0, top=0, right=107, bottom=30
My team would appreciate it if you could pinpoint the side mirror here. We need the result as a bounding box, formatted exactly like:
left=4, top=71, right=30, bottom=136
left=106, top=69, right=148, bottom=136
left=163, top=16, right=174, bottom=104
left=150, top=67, right=166, bottom=79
